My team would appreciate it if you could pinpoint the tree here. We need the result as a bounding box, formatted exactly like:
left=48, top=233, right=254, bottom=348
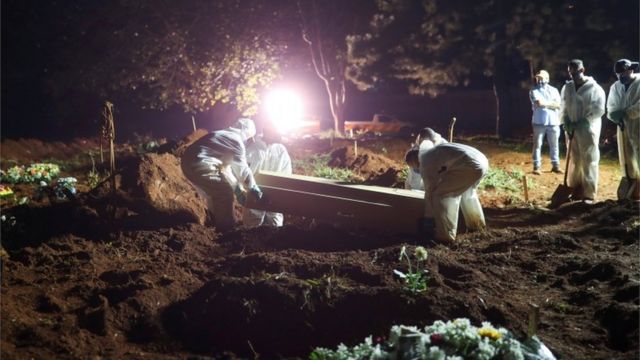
left=48, top=0, right=287, bottom=117
left=347, top=0, right=638, bottom=138
left=297, top=0, right=374, bottom=134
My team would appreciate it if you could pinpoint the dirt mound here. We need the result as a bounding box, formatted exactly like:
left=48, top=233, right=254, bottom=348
left=1, top=136, right=639, bottom=359
left=328, top=146, right=404, bottom=187
left=1, top=196, right=638, bottom=359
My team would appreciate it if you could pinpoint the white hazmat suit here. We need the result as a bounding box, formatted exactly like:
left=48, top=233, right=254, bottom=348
left=607, top=73, right=640, bottom=199
left=404, top=133, right=448, bottom=191
left=181, top=118, right=258, bottom=231
left=242, top=138, right=292, bottom=227
left=560, top=77, right=606, bottom=200
left=419, top=142, right=488, bottom=242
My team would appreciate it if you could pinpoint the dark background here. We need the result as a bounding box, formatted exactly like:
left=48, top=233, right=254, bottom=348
left=1, top=1, right=636, bottom=142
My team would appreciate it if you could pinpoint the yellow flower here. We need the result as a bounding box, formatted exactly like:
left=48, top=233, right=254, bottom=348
left=0, top=185, right=13, bottom=197
left=478, top=328, right=502, bottom=341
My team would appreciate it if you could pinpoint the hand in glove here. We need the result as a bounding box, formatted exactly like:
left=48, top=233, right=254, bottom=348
left=563, top=121, right=575, bottom=134
left=609, top=109, right=625, bottom=123
left=249, top=185, right=263, bottom=201
left=234, top=185, right=247, bottom=205
left=609, top=110, right=626, bottom=130
left=575, top=117, right=590, bottom=129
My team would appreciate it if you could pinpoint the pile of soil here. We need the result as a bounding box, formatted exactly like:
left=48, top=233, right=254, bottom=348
left=1, top=137, right=639, bottom=359
left=328, top=145, right=404, bottom=187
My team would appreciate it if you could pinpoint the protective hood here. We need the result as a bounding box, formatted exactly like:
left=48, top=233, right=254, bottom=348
left=419, top=130, right=448, bottom=152
left=228, top=118, right=257, bottom=142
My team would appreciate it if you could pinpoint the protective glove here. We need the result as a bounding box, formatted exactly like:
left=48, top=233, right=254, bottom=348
left=563, top=120, right=573, bottom=134
left=609, top=110, right=626, bottom=129
left=249, top=184, right=263, bottom=201
left=234, top=185, right=247, bottom=205
left=609, top=109, right=625, bottom=123
left=576, top=117, right=590, bottom=129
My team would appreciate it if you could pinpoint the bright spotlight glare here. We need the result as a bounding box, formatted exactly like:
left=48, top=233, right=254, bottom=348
left=265, top=89, right=303, bottom=133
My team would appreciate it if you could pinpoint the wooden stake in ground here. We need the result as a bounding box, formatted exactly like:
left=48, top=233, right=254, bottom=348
left=101, top=101, right=116, bottom=188
left=522, top=175, right=529, bottom=202
left=354, top=140, right=358, bottom=157
left=527, top=302, right=540, bottom=338
left=448, top=117, right=457, bottom=142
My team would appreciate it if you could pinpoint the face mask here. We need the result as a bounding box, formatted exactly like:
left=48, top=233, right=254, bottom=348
left=569, top=71, right=582, bottom=82
left=617, top=73, right=631, bottom=84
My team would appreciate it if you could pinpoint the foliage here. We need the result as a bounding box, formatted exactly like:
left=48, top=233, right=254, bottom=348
left=311, top=318, right=555, bottom=360
left=87, top=170, right=102, bottom=189
left=393, top=245, right=429, bottom=294
left=36, top=177, right=78, bottom=201
left=48, top=0, right=286, bottom=115
left=313, top=165, right=362, bottom=183
left=347, top=0, right=638, bottom=137
left=293, top=154, right=332, bottom=175
left=1, top=163, right=60, bottom=184
left=398, top=166, right=409, bottom=184
left=479, top=168, right=532, bottom=193
left=298, top=0, right=376, bottom=133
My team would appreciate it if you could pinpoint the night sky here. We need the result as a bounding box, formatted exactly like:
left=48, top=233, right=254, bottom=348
left=2, top=0, right=638, bottom=141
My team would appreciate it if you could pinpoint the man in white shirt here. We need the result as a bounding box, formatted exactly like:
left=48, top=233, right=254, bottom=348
left=529, top=70, right=562, bottom=175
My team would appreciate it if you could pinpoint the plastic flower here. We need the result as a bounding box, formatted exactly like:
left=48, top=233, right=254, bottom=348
left=478, top=327, right=502, bottom=341
left=0, top=185, right=13, bottom=198
left=429, top=333, right=444, bottom=345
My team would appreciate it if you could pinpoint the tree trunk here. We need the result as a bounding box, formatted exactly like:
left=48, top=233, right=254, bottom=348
left=324, top=78, right=346, bottom=134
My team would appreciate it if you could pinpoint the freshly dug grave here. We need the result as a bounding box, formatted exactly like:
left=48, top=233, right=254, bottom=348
left=1, top=139, right=639, bottom=359
left=328, top=145, right=405, bottom=188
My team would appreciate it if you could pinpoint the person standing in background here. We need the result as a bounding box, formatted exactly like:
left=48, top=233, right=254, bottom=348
left=606, top=59, right=640, bottom=201
left=529, top=70, right=562, bottom=175
left=560, top=59, right=606, bottom=203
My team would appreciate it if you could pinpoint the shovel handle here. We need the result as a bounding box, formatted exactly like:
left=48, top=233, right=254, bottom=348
left=619, top=127, right=633, bottom=179
left=562, top=131, right=574, bottom=186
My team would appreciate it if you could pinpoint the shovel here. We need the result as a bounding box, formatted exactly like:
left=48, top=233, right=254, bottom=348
left=550, top=132, right=574, bottom=208
left=617, top=127, right=636, bottom=199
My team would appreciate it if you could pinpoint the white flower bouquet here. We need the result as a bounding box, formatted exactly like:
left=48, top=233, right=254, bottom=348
left=310, top=318, right=556, bottom=360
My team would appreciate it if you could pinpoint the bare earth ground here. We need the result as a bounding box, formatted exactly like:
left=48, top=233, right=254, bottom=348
left=0, top=134, right=638, bottom=359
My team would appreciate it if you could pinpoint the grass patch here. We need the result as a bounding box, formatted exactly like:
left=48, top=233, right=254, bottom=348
left=292, top=154, right=331, bottom=175
left=479, top=167, right=533, bottom=193
left=293, top=153, right=363, bottom=182
left=313, top=165, right=362, bottom=183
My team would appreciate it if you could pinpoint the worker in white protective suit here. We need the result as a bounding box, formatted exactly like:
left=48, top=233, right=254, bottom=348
left=607, top=59, right=640, bottom=201
left=560, top=59, right=606, bottom=203
left=242, top=129, right=292, bottom=227
left=180, top=118, right=262, bottom=231
left=404, top=128, right=448, bottom=191
left=405, top=129, right=489, bottom=243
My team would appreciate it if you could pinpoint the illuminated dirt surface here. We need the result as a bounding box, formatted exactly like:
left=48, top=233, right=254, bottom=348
left=1, top=136, right=638, bottom=359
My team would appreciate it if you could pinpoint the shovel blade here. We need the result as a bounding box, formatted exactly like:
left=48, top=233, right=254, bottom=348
left=550, top=184, right=572, bottom=209
left=617, top=177, right=633, bottom=200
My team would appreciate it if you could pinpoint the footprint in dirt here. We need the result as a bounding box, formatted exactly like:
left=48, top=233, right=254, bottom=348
left=568, top=261, right=620, bottom=286
left=595, top=302, right=639, bottom=351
